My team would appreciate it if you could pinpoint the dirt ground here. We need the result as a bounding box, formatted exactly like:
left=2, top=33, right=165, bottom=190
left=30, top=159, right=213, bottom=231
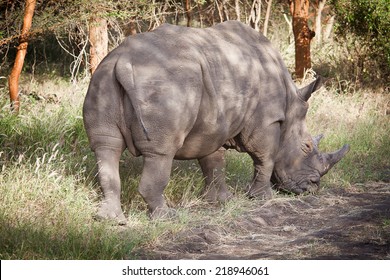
left=136, top=182, right=390, bottom=259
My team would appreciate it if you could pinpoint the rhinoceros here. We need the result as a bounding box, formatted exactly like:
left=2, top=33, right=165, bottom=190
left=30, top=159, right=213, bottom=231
left=83, top=21, right=349, bottom=223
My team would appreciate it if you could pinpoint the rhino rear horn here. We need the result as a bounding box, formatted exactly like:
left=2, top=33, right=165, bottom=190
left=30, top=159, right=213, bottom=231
left=298, top=76, right=324, bottom=101
left=313, top=134, right=324, bottom=147
left=321, top=144, right=350, bottom=176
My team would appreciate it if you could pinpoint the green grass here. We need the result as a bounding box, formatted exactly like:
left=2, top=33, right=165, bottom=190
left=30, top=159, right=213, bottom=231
left=0, top=69, right=388, bottom=259
left=306, top=86, right=390, bottom=187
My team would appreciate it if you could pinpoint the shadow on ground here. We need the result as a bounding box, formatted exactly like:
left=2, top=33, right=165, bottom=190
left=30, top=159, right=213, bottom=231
left=134, top=182, right=390, bottom=259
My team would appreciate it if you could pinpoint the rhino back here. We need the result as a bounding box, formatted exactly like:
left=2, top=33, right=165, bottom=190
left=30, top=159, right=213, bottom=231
left=87, top=21, right=291, bottom=158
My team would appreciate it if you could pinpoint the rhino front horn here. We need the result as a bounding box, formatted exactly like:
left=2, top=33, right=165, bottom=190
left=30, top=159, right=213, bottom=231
left=321, top=144, right=350, bottom=176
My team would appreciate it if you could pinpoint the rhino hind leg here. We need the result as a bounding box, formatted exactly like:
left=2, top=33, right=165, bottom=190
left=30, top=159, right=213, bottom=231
left=138, top=155, right=176, bottom=220
left=94, top=147, right=127, bottom=225
left=198, top=148, right=233, bottom=203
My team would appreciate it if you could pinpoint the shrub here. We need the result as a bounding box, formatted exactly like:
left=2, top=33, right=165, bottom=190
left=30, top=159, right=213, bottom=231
left=331, top=0, right=390, bottom=86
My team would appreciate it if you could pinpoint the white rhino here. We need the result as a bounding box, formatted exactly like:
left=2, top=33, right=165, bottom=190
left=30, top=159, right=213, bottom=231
left=83, top=21, right=349, bottom=224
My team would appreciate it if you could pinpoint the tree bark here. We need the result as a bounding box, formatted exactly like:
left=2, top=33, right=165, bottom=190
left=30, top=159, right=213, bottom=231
left=185, top=0, right=192, bottom=27
left=197, top=1, right=204, bottom=27
left=263, top=0, right=272, bottom=37
left=324, top=14, right=334, bottom=41
left=315, top=0, right=326, bottom=45
left=249, top=0, right=262, bottom=32
left=89, top=16, right=108, bottom=75
left=222, top=0, right=230, bottom=21
left=290, top=0, right=315, bottom=79
left=283, top=12, right=293, bottom=44
left=8, top=0, right=36, bottom=113
left=216, top=0, right=224, bottom=23
left=235, top=0, right=241, bottom=21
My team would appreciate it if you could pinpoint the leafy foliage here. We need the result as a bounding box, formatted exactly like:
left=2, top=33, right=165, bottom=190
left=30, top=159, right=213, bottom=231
left=331, top=0, right=390, bottom=84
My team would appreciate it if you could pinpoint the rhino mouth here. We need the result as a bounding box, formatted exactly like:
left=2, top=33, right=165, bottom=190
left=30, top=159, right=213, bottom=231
left=271, top=173, right=320, bottom=195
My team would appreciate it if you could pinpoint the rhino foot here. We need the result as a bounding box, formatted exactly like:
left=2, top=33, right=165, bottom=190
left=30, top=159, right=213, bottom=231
left=203, top=186, right=233, bottom=204
left=217, top=189, right=233, bottom=203
left=150, top=206, right=177, bottom=221
left=96, top=202, right=127, bottom=225
left=247, top=185, right=273, bottom=200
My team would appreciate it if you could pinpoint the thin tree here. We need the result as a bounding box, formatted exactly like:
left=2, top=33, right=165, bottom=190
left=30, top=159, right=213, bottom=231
left=185, top=0, right=192, bottom=27
left=315, top=0, right=327, bottom=45
left=89, top=16, right=108, bottom=75
left=290, top=0, right=315, bottom=78
left=235, top=0, right=241, bottom=21
left=8, top=0, right=36, bottom=112
left=249, top=0, right=262, bottom=32
left=323, top=14, right=335, bottom=41
left=263, top=0, right=273, bottom=37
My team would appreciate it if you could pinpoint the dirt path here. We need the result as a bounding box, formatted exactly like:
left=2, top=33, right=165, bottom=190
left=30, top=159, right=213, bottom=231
left=136, top=182, right=390, bottom=259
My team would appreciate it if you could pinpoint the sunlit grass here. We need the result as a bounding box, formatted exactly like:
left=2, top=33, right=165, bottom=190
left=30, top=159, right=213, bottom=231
left=306, top=86, right=390, bottom=187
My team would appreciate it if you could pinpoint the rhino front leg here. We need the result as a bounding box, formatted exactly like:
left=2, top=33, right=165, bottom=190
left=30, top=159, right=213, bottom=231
left=198, top=148, right=232, bottom=203
left=246, top=123, right=280, bottom=199
left=138, top=155, right=176, bottom=219
left=95, top=147, right=126, bottom=225
left=247, top=157, right=274, bottom=199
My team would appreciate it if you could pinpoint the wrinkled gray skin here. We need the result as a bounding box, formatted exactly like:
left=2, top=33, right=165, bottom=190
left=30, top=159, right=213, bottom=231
left=83, top=21, right=349, bottom=224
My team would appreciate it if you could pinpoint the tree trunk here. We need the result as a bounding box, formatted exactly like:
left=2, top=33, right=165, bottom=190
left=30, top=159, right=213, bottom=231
left=315, top=0, right=326, bottom=45
left=249, top=0, right=262, bottom=32
left=185, top=0, right=192, bottom=27
left=222, top=0, right=230, bottom=21
left=8, top=0, right=36, bottom=113
left=89, top=16, right=108, bottom=75
left=290, top=0, right=315, bottom=79
left=263, top=0, right=272, bottom=37
left=197, top=1, right=204, bottom=27
left=235, top=0, right=241, bottom=21
left=216, top=0, right=224, bottom=23
left=324, top=14, right=334, bottom=41
left=283, top=12, right=293, bottom=44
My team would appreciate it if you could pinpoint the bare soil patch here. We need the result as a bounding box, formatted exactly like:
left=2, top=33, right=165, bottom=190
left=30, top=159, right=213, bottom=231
left=136, top=182, right=390, bottom=259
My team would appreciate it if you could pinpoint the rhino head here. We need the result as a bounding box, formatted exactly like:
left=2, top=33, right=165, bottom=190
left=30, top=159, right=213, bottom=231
left=271, top=77, right=350, bottom=194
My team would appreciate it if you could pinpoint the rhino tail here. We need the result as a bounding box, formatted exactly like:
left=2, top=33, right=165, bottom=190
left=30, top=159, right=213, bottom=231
left=114, top=60, right=151, bottom=141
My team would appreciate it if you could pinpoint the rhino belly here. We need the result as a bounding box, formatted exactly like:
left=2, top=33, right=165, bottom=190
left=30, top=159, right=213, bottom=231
left=174, top=134, right=227, bottom=159
left=173, top=113, right=239, bottom=159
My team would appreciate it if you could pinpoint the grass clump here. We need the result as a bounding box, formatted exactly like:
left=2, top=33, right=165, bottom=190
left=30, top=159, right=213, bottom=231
left=0, top=146, right=140, bottom=259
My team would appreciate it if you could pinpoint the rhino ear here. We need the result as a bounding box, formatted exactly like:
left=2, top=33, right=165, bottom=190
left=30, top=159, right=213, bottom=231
left=298, top=76, right=324, bottom=101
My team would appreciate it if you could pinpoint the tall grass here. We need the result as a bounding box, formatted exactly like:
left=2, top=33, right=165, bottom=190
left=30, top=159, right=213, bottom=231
left=306, top=86, right=390, bottom=187
left=0, top=83, right=136, bottom=259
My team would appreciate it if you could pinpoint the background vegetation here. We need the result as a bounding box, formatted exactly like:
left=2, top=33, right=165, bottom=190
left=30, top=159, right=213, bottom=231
left=0, top=0, right=389, bottom=259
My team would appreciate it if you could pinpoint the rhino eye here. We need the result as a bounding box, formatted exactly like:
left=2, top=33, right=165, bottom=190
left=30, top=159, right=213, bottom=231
left=317, top=154, right=324, bottom=164
left=302, top=141, right=313, bottom=154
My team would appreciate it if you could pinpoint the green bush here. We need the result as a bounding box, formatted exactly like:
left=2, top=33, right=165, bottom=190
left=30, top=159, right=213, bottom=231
left=331, top=0, right=390, bottom=85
